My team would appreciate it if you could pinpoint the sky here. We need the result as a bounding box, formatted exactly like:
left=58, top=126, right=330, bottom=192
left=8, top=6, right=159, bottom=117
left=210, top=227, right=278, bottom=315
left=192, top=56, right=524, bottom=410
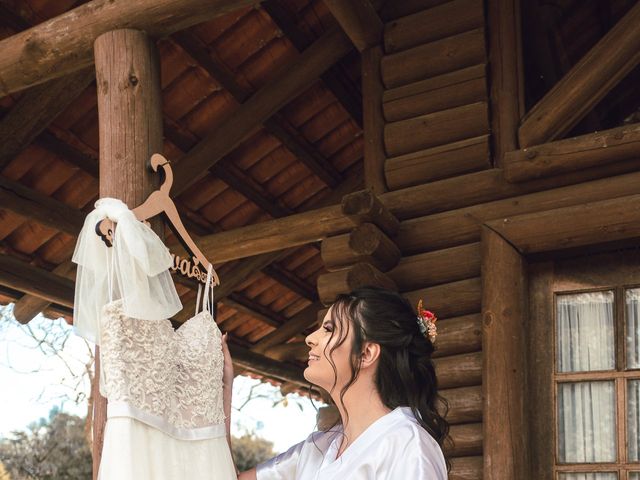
left=0, top=304, right=318, bottom=453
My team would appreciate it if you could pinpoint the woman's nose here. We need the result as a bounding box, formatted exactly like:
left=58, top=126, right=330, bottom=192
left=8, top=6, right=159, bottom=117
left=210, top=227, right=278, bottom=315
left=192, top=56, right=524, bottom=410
left=305, top=330, right=317, bottom=347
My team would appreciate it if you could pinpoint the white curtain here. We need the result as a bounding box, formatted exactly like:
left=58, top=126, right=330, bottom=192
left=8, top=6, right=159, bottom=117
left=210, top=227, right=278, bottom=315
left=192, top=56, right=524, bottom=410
left=629, top=380, right=640, bottom=462
left=625, top=289, right=640, bottom=369
left=556, top=291, right=615, bottom=372
left=559, top=474, right=617, bottom=480
left=556, top=291, right=617, bottom=463
left=629, top=473, right=640, bottom=480
left=557, top=381, right=616, bottom=463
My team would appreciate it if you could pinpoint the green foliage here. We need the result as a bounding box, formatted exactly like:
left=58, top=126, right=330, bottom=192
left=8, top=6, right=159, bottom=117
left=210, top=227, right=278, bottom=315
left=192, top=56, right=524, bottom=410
left=0, top=410, right=91, bottom=480
left=231, top=434, right=276, bottom=472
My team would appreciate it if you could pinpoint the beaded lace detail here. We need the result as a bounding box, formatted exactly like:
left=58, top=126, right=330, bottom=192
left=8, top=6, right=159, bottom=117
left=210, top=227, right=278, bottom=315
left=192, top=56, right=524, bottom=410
left=99, top=300, right=225, bottom=430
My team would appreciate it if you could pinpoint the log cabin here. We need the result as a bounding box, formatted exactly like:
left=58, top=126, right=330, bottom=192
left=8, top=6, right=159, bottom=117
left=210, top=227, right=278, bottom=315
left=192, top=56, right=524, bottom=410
left=0, top=0, right=639, bottom=478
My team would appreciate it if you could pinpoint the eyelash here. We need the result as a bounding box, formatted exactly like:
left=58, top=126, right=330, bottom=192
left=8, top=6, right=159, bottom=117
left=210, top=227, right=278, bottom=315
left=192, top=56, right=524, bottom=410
left=322, top=324, right=333, bottom=332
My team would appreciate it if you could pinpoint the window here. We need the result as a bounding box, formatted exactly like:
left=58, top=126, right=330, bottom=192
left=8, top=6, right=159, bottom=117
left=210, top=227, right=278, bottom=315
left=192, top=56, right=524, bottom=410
left=528, top=251, right=640, bottom=480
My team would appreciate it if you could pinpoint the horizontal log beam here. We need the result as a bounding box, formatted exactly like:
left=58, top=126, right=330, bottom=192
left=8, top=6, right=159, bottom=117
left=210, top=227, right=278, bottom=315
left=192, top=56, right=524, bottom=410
left=388, top=243, right=480, bottom=291
left=384, top=101, right=489, bottom=157
left=486, top=193, right=640, bottom=254
left=445, top=423, right=482, bottom=457
left=321, top=223, right=401, bottom=272
left=396, top=169, right=640, bottom=254
left=382, top=64, right=487, bottom=123
left=433, top=313, right=482, bottom=358
left=518, top=1, right=640, bottom=147
left=384, top=0, right=484, bottom=53
left=404, top=278, right=481, bottom=319
left=172, top=27, right=352, bottom=195
left=381, top=28, right=486, bottom=89
left=0, top=0, right=257, bottom=96
left=434, top=351, right=482, bottom=390
left=198, top=204, right=353, bottom=263
left=323, top=0, right=383, bottom=51
left=0, top=176, right=85, bottom=236
left=440, top=385, right=482, bottom=425
left=449, top=456, right=483, bottom=480
left=504, top=122, right=640, bottom=182
left=317, top=263, right=397, bottom=305
left=0, top=254, right=74, bottom=308
left=384, top=135, right=490, bottom=190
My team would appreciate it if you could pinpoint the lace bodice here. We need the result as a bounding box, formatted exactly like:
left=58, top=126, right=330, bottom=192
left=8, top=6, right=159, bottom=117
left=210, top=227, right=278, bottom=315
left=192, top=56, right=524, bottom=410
left=99, top=300, right=225, bottom=436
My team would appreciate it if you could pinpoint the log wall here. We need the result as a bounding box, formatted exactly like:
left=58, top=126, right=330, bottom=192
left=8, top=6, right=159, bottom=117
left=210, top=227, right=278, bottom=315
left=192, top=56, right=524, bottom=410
left=356, top=0, right=640, bottom=478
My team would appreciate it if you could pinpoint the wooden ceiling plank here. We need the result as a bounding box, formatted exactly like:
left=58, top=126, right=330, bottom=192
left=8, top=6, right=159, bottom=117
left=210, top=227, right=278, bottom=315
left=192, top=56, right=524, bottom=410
left=172, top=26, right=349, bottom=192
left=0, top=68, right=95, bottom=171
left=262, top=263, right=318, bottom=301
left=252, top=302, right=320, bottom=353
left=0, top=0, right=259, bottom=96
left=262, top=0, right=363, bottom=126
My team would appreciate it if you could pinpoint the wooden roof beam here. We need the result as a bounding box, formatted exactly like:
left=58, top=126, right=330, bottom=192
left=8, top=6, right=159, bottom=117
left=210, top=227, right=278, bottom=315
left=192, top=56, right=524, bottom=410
left=0, top=68, right=95, bottom=170
left=0, top=253, right=74, bottom=308
left=262, top=0, right=363, bottom=126
left=323, top=0, right=383, bottom=52
left=0, top=175, right=85, bottom=235
left=251, top=302, right=320, bottom=354
left=262, top=264, right=318, bottom=301
left=171, top=33, right=343, bottom=188
left=518, top=1, right=640, bottom=147
left=172, top=26, right=352, bottom=195
left=0, top=0, right=258, bottom=96
left=504, top=122, right=640, bottom=182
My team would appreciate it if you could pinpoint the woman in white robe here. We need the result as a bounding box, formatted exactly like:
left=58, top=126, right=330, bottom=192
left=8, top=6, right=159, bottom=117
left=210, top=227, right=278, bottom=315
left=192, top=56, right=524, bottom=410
left=234, top=287, right=448, bottom=480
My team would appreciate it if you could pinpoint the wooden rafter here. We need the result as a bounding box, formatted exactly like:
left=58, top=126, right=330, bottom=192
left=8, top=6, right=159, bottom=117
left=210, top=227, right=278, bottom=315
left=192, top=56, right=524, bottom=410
left=518, top=1, right=640, bottom=147
left=252, top=302, right=320, bottom=354
left=0, top=253, right=74, bottom=308
left=171, top=26, right=352, bottom=195
left=0, top=68, right=95, bottom=170
left=262, top=264, right=318, bottom=301
left=323, top=0, right=383, bottom=52
left=261, top=0, right=363, bottom=126
left=172, top=31, right=343, bottom=188
left=0, top=0, right=259, bottom=96
left=0, top=176, right=85, bottom=235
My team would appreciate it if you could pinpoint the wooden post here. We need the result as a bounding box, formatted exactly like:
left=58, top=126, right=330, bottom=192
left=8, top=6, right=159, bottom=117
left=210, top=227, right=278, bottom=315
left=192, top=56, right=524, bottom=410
left=362, top=46, right=387, bottom=195
left=92, top=29, right=162, bottom=479
left=481, top=226, right=528, bottom=479
left=487, top=0, right=523, bottom=166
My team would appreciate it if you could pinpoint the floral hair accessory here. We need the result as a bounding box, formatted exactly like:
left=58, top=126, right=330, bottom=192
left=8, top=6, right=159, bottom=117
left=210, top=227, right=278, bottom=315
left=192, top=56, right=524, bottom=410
left=416, top=299, right=437, bottom=342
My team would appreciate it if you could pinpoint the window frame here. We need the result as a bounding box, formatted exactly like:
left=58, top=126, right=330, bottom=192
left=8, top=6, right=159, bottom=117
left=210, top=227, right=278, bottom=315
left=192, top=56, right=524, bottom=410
left=528, top=251, right=640, bottom=480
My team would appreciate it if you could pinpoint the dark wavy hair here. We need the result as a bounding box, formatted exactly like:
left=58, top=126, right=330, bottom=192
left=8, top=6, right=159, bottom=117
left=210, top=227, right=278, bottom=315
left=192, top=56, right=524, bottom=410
left=320, top=286, right=449, bottom=448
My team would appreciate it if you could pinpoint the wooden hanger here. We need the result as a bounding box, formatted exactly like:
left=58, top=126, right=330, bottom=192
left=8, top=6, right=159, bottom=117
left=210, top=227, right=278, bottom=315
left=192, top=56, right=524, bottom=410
left=96, top=153, right=220, bottom=286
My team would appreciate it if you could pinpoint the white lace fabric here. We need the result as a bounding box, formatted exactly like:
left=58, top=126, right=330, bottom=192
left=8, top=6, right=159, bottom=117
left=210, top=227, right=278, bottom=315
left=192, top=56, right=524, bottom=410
left=99, top=300, right=225, bottom=440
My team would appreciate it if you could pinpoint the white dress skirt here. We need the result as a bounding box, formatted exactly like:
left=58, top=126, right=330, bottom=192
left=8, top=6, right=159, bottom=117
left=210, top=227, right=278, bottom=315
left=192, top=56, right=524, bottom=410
left=256, top=407, right=447, bottom=480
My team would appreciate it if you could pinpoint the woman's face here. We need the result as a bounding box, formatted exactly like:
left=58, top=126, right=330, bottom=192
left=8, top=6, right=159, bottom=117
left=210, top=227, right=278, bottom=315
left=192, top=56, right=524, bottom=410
left=304, top=306, right=354, bottom=393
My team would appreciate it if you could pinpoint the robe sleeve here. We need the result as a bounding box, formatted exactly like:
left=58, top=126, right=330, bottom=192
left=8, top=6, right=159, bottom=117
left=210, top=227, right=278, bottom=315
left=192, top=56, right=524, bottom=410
left=255, top=439, right=305, bottom=480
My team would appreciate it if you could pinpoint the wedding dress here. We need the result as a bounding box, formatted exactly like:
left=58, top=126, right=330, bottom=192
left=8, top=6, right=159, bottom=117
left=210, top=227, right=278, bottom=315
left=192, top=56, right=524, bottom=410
left=72, top=198, right=236, bottom=479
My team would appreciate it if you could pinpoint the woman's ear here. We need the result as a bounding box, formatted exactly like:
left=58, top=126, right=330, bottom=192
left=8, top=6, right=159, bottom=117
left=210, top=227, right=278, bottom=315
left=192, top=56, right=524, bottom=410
left=360, top=342, right=381, bottom=369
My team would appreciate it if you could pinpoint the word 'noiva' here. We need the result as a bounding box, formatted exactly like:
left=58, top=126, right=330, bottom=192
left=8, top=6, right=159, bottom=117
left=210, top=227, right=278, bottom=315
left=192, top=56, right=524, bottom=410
left=170, top=253, right=208, bottom=283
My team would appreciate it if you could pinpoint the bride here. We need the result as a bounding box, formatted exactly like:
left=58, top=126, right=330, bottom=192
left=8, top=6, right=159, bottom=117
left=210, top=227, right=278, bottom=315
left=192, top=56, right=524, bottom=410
left=223, top=286, right=449, bottom=480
